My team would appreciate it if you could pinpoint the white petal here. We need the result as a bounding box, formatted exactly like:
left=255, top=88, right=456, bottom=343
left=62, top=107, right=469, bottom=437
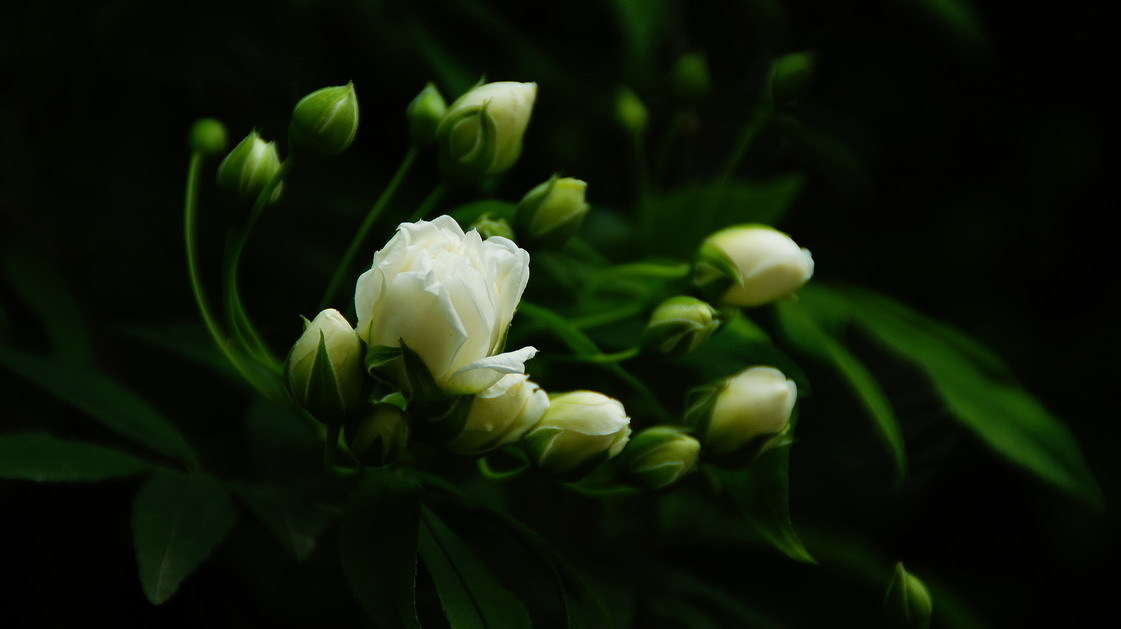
left=444, top=346, right=538, bottom=394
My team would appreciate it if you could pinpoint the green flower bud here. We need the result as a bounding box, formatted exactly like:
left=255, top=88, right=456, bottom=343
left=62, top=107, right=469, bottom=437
left=514, top=175, right=590, bottom=248
left=695, top=224, right=814, bottom=307
left=771, top=51, right=816, bottom=103
left=344, top=402, right=410, bottom=467
left=686, top=366, right=796, bottom=465
left=469, top=213, right=515, bottom=241
left=189, top=118, right=228, bottom=157
left=447, top=374, right=549, bottom=455
left=615, top=86, right=648, bottom=136
left=523, top=391, right=632, bottom=482
left=620, top=426, right=701, bottom=491
left=884, top=563, right=933, bottom=629
left=216, top=130, right=284, bottom=205
left=642, top=296, right=721, bottom=357
left=284, top=309, right=366, bottom=424
left=673, top=52, right=711, bottom=104
left=406, top=82, right=447, bottom=146
left=437, top=81, right=537, bottom=179
left=289, top=82, right=359, bottom=159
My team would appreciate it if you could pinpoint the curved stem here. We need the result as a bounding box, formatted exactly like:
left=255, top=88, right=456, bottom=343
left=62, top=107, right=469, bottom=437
left=407, top=181, right=448, bottom=223
left=319, top=145, right=420, bottom=310
left=719, top=100, right=774, bottom=182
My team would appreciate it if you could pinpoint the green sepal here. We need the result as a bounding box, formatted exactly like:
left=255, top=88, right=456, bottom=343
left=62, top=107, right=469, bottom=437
left=303, top=331, right=347, bottom=424
left=415, top=395, right=473, bottom=445
left=693, top=240, right=741, bottom=303
left=683, top=382, right=723, bottom=443
left=399, top=340, right=444, bottom=409
left=522, top=426, right=564, bottom=465
left=478, top=446, right=531, bottom=480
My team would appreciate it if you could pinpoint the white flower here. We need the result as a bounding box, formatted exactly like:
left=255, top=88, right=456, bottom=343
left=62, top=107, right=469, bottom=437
left=696, top=225, right=814, bottom=307
left=523, top=391, right=632, bottom=480
left=447, top=374, right=550, bottom=454
left=707, top=366, right=797, bottom=456
left=437, top=81, right=537, bottom=177
left=355, top=215, right=537, bottom=395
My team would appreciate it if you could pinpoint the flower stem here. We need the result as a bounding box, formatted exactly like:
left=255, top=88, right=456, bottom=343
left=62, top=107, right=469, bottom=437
left=719, top=100, right=774, bottom=182
left=408, top=181, right=448, bottom=223
left=323, top=423, right=341, bottom=471
left=319, top=145, right=420, bottom=310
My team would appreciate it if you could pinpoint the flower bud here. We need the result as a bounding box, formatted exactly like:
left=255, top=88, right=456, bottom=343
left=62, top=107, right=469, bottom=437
left=686, top=366, right=796, bottom=464
left=217, top=130, right=284, bottom=205
left=406, top=82, right=447, bottom=146
left=673, top=52, right=711, bottom=104
left=344, top=403, right=410, bottom=467
left=694, top=225, right=814, bottom=307
left=620, top=426, right=701, bottom=491
left=189, top=118, right=228, bottom=157
left=469, top=213, right=515, bottom=241
left=437, top=81, right=537, bottom=179
left=289, top=82, right=359, bottom=159
left=771, top=51, right=816, bottom=102
left=523, top=391, right=631, bottom=481
left=447, top=374, right=549, bottom=455
left=615, top=87, right=648, bottom=136
left=884, top=562, right=933, bottom=629
left=284, top=309, right=365, bottom=423
left=514, top=175, right=590, bottom=248
left=642, top=296, right=721, bottom=357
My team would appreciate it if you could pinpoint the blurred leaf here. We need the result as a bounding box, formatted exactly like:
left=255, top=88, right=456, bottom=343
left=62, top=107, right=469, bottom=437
left=681, top=315, right=811, bottom=395
left=233, top=483, right=332, bottom=562
left=774, top=116, right=868, bottom=196
left=608, top=0, right=668, bottom=79
left=132, top=470, right=237, bottom=605
left=0, top=347, right=200, bottom=467
left=719, top=442, right=815, bottom=563
left=448, top=199, right=518, bottom=228
left=405, top=16, right=475, bottom=97
left=121, top=321, right=240, bottom=382
left=340, top=470, right=422, bottom=629
left=802, top=284, right=1103, bottom=507
left=0, top=432, right=152, bottom=481
left=657, top=568, right=784, bottom=628
left=889, top=0, right=987, bottom=52
left=2, top=242, right=93, bottom=364
left=418, top=506, right=533, bottom=629
left=776, top=299, right=907, bottom=481
left=647, top=173, right=805, bottom=257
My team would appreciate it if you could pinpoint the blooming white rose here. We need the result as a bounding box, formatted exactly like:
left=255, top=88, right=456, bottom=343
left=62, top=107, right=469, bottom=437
left=355, top=215, right=537, bottom=395
left=696, top=225, right=814, bottom=307
left=706, top=366, right=797, bottom=457
left=437, top=81, right=537, bottom=177
left=447, top=374, right=550, bottom=455
left=523, top=391, right=632, bottom=480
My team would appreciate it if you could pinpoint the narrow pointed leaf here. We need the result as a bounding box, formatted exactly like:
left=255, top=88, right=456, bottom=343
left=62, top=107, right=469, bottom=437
left=132, top=470, right=238, bottom=604
left=233, top=484, right=332, bottom=561
left=720, top=443, right=815, bottom=563
left=2, top=242, right=92, bottom=365
left=0, top=432, right=152, bottom=481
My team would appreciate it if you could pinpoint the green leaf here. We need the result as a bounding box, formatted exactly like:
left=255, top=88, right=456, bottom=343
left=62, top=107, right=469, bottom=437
left=719, top=442, right=815, bottom=563
left=681, top=315, right=811, bottom=395
left=340, top=470, right=423, bottom=629
left=418, top=506, right=533, bottom=629
left=804, top=284, right=1103, bottom=507
left=2, top=242, right=93, bottom=365
left=121, top=321, right=239, bottom=382
left=0, top=347, right=200, bottom=467
left=132, top=470, right=238, bottom=605
left=0, top=432, right=152, bottom=481
left=776, top=300, right=907, bottom=481
left=233, top=483, right=332, bottom=562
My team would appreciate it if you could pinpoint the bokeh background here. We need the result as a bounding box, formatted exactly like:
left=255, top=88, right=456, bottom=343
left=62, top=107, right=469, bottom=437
left=1, top=0, right=1116, bottom=626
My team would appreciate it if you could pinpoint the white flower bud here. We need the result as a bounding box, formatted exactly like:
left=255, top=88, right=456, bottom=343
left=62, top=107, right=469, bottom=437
left=289, top=82, right=359, bottom=159
left=688, top=366, right=796, bottom=462
left=216, top=130, right=284, bottom=205
left=437, top=81, right=537, bottom=179
left=621, top=426, right=701, bottom=491
left=284, top=309, right=365, bottom=423
left=514, top=175, right=590, bottom=248
left=406, top=82, right=447, bottom=146
left=642, top=296, right=721, bottom=356
left=884, top=562, right=933, bottom=629
left=523, top=391, right=632, bottom=481
left=344, top=402, right=410, bottom=467
left=447, top=374, right=549, bottom=455
left=695, top=225, right=814, bottom=307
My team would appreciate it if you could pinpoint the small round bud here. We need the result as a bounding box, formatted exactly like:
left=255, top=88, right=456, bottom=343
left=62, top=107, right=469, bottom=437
left=686, top=366, right=796, bottom=465
left=615, top=87, right=649, bottom=136
left=437, top=81, right=537, bottom=179
left=673, top=52, right=711, bottom=104
left=771, top=51, right=816, bottom=102
left=344, top=403, right=410, bottom=467
left=216, top=130, right=284, bottom=205
left=884, top=562, right=933, bottom=629
left=642, top=296, right=721, bottom=357
left=284, top=309, right=365, bottom=424
left=469, top=213, right=515, bottom=241
left=447, top=374, right=549, bottom=455
left=406, top=82, right=447, bottom=146
left=523, top=391, right=632, bottom=482
left=189, top=118, right=228, bottom=156
left=514, top=175, right=590, bottom=248
left=695, top=225, right=814, bottom=307
left=289, top=82, right=359, bottom=159
left=620, top=426, right=701, bottom=491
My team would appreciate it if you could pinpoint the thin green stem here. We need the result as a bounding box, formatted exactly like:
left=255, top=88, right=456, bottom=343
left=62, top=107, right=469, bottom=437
left=571, top=303, right=647, bottom=329
left=323, top=423, right=341, bottom=472
left=719, top=100, right=774, bottom=182
left=407, top=181, right=448, bottom=223
left=319, top=145, right=420, bottom=310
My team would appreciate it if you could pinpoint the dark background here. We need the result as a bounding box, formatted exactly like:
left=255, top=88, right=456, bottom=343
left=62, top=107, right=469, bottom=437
left=1, top=0, right=1116, bottom=626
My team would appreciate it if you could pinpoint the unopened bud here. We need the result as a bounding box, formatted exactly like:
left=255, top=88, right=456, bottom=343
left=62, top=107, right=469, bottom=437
left=621, top=426, right=701, bottom=491
left=686, top=366, right=796, bottom=465
left=695, top=225, right=814, bottom=307
left=469, top=213, right=515, bottom=241
left=615, top=87, right=648, bottom=136
left=673, top=52, right=711, bottom=104
left=406, top=82, right=447, bottom=146
left=771, top=51, right=816, bottom=102
left=447, top=374, right=549, bottom=455
left=437, top=81, right=537, bottom=179
left=284, top=309, right=365, bottom=424
left=189, top=118, right=228, bottom=157
left=642, top=296, right=721, bottom=356
left=523, top=391, right=632, bottom=481
left=344, top=403, right=410, bottom=466
left=884, top=562, right=933, bottom=629
left=289, top=82, right=359, bottom=159
left=514, top=175, right=590, bottom=248
left=217, top=130, right=284, bottom=205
